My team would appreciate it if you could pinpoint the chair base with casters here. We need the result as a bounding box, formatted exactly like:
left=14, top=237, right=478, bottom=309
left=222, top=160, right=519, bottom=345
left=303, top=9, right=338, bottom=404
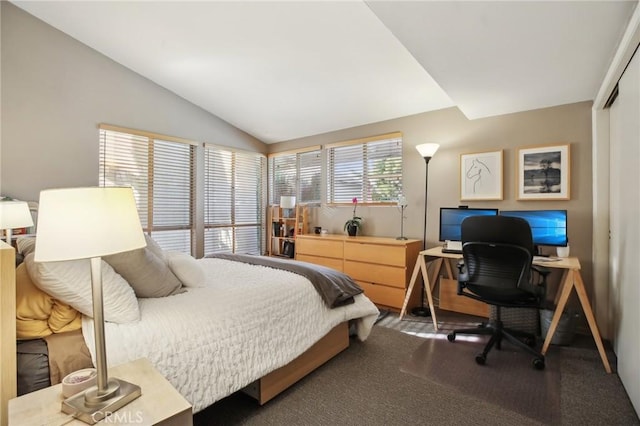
left=446, top=306, right=545, bottom=370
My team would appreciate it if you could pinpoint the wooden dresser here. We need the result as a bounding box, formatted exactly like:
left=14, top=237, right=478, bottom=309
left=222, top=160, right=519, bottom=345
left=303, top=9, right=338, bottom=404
left=296, top=234, right=422, bottom=310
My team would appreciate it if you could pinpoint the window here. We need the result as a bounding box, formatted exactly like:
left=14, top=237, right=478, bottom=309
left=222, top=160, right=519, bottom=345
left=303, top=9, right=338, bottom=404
left=327, top=132, right=403, bottom=204
left=99, top=125, right=196, bottom=254
left=204, top=144, right=266, bottom=255
left=268, top=147, right=321, bottom=205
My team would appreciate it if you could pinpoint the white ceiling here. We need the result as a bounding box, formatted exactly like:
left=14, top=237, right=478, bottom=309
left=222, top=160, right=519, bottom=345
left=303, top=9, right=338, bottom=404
left=12, top=1, right=637, bottom=143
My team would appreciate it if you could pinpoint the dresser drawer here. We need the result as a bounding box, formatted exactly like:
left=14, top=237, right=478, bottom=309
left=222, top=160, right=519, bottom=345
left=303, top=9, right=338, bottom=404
left=296, top=238, right=343, bottom=258
left=344, top=260, right=405, bottom=288
left=344, top=242, right=405, bottom=267
left=357, top=281, right=405, bottom=309
left=296, top=254, right=343, bottom=272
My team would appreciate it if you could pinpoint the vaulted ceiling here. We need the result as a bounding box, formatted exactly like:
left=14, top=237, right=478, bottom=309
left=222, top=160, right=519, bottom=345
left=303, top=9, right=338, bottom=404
left=12, top=1, right=637, bottom=143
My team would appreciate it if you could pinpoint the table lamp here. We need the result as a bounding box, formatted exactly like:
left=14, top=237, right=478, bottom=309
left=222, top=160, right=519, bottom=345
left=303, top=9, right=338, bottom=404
left=0, top=200, right=34, bottom=245
left=280, top=195, right=296, bottom=218
left=396, top=195, right=408, bottom=240
left=34, top=187, right=146, bottom=424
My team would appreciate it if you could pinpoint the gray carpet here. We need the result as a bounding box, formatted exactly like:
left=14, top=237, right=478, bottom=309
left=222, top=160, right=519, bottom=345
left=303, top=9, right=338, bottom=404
left=194, top=313, right=639, bottom=425
left=401, top=336, right=561, bottom=424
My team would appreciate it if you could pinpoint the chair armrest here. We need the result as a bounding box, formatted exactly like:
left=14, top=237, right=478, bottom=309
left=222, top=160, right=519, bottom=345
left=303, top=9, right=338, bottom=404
left=531, top=265, right=551, bottom=284
left=531, top=264, right=550, bottom=279
left=531, top=265, right=550, bottom=295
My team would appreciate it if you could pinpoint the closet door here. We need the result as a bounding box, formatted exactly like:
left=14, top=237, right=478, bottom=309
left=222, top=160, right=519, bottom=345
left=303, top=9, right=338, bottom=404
left=609, top=48, right=640, bottom=411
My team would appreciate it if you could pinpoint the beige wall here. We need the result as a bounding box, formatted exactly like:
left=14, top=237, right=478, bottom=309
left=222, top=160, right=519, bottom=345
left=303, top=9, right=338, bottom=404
left=1, top=2, right=597, bottom=320
left=271, top=102, right=594, bottom=305
left=0, top=2, right=265, bottom=202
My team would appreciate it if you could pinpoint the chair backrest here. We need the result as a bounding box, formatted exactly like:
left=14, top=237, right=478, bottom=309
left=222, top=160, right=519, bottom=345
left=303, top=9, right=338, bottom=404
left=460, top=215, right=537, bottom=305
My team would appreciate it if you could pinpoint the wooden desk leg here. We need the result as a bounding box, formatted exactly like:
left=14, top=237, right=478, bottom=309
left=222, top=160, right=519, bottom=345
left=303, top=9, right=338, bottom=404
left=428, top=258, right=443, bottom=292
left=542, top=269, right=574, bottom=354
left=420, top=257, right=438, bottom=330
left=542, top=269, right=612, bottom=373
left=400, top=256, right=422, bottom=320
left=573, top=272, right=612, bottom=373
left=443, top=257, right=454, bottom=280
left=554, top=269, right=569, bottom=306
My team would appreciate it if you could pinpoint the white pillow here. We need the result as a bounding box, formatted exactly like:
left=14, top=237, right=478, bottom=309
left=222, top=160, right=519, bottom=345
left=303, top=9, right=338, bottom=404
left=165, top=251, right=206, bottom=288
left=24, top=253, right=140, bottom=324
left=144, top=234, right=165, bottom=261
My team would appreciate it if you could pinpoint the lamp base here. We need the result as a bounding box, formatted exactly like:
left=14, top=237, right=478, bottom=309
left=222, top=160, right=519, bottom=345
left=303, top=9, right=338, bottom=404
left=62, top=378, right=141, bottom=424
left=411, top=306, right=432, bottom=317
left=396, top=236, right=408, bottom=240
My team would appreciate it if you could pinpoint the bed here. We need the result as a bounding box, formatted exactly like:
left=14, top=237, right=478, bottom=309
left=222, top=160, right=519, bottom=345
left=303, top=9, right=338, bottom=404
left=6, top=236, right=379, bottom=416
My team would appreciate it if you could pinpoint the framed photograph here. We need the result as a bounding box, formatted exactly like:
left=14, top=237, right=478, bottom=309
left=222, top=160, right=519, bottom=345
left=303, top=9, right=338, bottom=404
left=460, top=150, right=503, bottom=200
left=517, top=144, right=570, bottom=200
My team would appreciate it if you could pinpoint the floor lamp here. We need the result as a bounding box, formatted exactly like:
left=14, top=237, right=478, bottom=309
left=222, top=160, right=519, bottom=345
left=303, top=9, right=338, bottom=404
left=35, top=187, right=146, bottom=424
left=411, top=143, right=439, bottom=317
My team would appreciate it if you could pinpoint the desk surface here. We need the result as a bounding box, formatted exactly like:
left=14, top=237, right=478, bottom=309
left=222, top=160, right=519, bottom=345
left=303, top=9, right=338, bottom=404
left=422, top=246, right=581, bottom=270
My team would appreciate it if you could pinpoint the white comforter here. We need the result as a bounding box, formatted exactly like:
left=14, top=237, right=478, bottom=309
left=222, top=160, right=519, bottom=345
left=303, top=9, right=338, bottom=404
left=82, top=258, right=379, bottom=412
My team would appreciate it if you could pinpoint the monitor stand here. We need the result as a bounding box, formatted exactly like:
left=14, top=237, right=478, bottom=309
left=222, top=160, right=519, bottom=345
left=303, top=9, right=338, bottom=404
left=534, top=245, right=549, bottom=257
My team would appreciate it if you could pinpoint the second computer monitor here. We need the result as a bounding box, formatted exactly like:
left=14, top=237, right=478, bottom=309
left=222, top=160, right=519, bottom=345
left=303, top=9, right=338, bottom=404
left=499, top=210, right=568, bottom=247
left=439, top=207, right=499, bottom=242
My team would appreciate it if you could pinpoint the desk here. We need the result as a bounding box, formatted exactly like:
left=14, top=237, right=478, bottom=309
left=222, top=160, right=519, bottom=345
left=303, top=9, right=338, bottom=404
left=400, top=246, right=612, bottom=373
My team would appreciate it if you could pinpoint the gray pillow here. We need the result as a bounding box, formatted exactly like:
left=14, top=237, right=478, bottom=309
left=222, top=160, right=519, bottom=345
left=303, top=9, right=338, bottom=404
left=17, top=236, right=37, bottom=257
left=104, top=247, right=184, bottom=298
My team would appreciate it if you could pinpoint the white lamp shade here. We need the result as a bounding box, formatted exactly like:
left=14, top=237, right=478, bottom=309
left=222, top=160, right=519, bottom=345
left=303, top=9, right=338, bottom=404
left=416, top=143, right=440, bottom=158
left=0, top=201, right=34, bottom=230
left=280, top=196, right=296, bottom=209
left=34, top=187, right=146, bottom=262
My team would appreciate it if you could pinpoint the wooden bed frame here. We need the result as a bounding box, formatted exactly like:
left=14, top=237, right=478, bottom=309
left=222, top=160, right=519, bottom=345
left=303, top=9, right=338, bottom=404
left=0, top=242, right=349, bottom=423
left=1, top=242, right=16, bottom=426
left=243, top=321, right=349, bottom=404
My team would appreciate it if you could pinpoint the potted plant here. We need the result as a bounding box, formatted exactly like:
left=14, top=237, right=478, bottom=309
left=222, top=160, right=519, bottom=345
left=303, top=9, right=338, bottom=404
left=344, top=197, right=362, bottom=236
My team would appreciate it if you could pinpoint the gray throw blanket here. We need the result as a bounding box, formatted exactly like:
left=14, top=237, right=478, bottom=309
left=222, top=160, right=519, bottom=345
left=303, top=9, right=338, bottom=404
left=206, top=253, right=363, bottom=308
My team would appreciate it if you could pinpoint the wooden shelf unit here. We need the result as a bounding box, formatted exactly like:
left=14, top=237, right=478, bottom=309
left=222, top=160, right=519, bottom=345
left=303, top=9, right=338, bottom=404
left=295, top=234, right=422, bottom=311
left=267, top=205, right=308, bottom=258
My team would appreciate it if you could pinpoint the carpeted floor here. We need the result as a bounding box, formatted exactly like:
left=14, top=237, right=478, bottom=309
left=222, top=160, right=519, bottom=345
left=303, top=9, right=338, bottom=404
left=401, top=335, right=561, bottom=424
left=194, top=311, right=639, bottom=425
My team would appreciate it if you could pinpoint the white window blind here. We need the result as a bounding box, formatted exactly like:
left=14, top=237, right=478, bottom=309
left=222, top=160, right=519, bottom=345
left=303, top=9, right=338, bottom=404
left=327, top=133, right=403, bottom=204
left=268, top=147, right=321, bottom=205
left=99, top=126, right=196, bottom=254
left=204, top=145, right=266, bottom=255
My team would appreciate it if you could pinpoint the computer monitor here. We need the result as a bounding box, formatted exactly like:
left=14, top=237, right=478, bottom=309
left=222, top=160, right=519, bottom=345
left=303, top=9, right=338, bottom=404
left=439, top=207, right=499, bottom=242
left=499, top=210, right=568, bottom=248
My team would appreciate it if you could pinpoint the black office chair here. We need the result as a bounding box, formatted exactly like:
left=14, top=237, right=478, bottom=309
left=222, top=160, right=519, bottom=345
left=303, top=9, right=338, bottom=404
left=446, top=215, right=548, bottom=370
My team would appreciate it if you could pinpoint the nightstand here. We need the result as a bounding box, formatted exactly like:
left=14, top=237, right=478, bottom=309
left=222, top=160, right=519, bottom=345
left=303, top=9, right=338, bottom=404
left=9, top=358, right=192, bottom=425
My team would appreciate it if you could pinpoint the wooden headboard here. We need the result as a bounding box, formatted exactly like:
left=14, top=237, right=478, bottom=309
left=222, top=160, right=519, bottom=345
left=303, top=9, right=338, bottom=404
left=0, top=241, right=16, bottom=426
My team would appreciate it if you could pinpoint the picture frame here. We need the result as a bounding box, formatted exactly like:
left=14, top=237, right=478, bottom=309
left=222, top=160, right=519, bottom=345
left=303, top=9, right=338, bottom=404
left=460, top=150, right=503, bottom=200
left=517, top=144, right=570, bottom=200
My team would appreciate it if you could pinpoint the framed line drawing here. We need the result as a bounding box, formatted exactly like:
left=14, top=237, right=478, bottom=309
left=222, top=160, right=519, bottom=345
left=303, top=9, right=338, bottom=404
left=517, top=144, right=570, bottom=200
left=460, top=150, right=503, bottom=200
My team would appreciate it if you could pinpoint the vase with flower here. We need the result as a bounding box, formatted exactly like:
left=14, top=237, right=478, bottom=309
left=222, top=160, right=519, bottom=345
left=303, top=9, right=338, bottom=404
left=344, top=197, right=363, bottom=236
